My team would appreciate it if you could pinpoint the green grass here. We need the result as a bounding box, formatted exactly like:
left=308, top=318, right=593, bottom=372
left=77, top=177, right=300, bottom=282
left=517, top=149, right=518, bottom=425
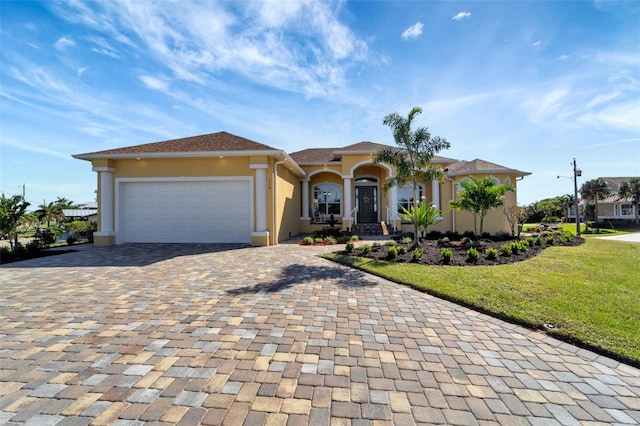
left=325, top=238, right=640, bottom=365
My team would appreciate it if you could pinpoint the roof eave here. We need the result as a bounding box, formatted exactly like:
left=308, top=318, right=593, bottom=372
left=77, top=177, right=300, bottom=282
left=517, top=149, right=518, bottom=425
left=446, top=169, right=531, bottom=178
left=72, top=150, right=286, bottom=161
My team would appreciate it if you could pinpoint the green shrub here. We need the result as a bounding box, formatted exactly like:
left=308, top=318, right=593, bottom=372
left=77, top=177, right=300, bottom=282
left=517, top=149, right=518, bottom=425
left=314, top=237, right=324, bottom=244
left=397, top=246, right=407, bottom=254
left=324, top=236, right=337, bottom=245
left=302, top=236, right=314, bottom=245
left=545, top=235, right=554, bottom=245
left=66, top=236, right=78, bottom=245
left=525, top=236, right=536, bottom=246
left=400, top=236, right=412, bottom=245
left=34, top=228, right=56, bottom=248
left=467, top=248, right=480, bottom=262
left=485, top=247, right=498, bottom=260
left=349, top=234, right=360, bottom=241
left=462, top=231, right=475, bottom=239
left=384, top=240, right=396, bottom=246
left=412, top=248, right=424, bottom=262
left=500, top=243, right=512, bottom=256
left=461, top=237, right=472, bottom=246
left=387, top=246, right=398, bottom=259
left=361, top=243, right=371, bottom=254
left=345, top=241, right=354, bottom=252
left=437, top=237, right=450, bottom=247
left=372, top=241, right=381, bottom=248
left=534, top=236, right=542, bottom=246
left=440, top=248, right=453, bottom=263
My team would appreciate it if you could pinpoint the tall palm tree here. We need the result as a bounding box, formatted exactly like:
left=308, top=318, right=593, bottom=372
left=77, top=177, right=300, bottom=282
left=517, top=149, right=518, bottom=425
left=449, top=176, right=514, bottom=236
left=373, top=106, right=450, bottom=245
left=580, top=178, right=610, bottom=232
left=35, top=201, right=64, bottom=227
left=618, top=177, right=640, bottom=224
left=561, top=194, right=575, bottom=222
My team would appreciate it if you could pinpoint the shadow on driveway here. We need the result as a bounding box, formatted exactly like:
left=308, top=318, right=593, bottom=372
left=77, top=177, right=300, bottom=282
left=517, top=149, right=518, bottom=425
left=1, top=243, right=250, bottom=268
left=225, top=263, right=378, bottom=294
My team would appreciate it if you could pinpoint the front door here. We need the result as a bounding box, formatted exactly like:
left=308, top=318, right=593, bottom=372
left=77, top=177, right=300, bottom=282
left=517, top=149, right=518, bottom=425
left=357, top=186, right=377, bottom=223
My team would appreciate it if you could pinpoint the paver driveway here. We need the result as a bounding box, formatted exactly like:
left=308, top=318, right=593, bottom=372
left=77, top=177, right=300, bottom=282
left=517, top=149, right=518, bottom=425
left=1, top=243, right=638, bottom=425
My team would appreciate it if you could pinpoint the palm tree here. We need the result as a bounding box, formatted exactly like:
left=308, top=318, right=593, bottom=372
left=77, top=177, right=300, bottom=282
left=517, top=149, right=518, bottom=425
left=580, top=178, right=610, bottom=232
left=560, top=194, right=575, bottom=222
left=619, top=177, right=640, bottom=224
left=55, top=197, right=76, bottom=209
left=449, top=176, right=514, bottom=236
left=373, top=106, right=450, bottom=245
left=35, top=201, right=64, bottom=227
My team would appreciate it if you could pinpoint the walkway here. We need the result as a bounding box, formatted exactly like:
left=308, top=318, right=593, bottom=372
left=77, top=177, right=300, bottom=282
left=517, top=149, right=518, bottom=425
left=1, top=243, right=638, bottom=425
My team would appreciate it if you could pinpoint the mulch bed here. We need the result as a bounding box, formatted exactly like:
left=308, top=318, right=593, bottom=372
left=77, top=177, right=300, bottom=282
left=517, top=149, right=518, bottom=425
left=336, top=234, right=585, bottom=266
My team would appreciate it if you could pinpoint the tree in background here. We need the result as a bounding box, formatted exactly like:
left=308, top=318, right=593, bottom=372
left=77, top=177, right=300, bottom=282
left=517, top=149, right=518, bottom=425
left=0, top=194, right=30, bottom=250
left=374, top=106, right=450, bottom=245
left=619, top=177, right=640, bottom=224
left=580, top=178, right=610, bottom=232
left=449, top=176, right=514, bottom=237
left=35, top=201, right=64, bottom=227
left=55, top=197, right=77, bottom=209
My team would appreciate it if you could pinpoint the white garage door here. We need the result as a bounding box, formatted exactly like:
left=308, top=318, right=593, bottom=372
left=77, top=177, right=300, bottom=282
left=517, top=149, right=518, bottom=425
left=118, top=180, right=251, bottom=243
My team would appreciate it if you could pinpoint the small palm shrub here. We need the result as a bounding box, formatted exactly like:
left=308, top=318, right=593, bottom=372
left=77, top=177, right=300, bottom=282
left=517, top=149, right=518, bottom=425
left=412, top=248, right=424, bottom=262
left=467, top=248, right=480, bottom=262
left=397, top=246, right=407, bottom=254
left=387, top=246, right=398, bottom=259
left=437, top=237, right=450, bottom=247
left=349, top=234, right=360, bottom=241
left=400, top=236, right=412, bottom=245
left=324, top=236, right=337, bottom=245
left=545, top=235, right=554, bottom=245
left=372, top=241, right=381, bottom=248
left=302, top=236, right=314, bottom=245
left=440, top=248, right=453, bottom=264
left=314, top=237, right=324, bottom=244
left=534, top=236, right=543, bottom=246
left=485, top=247, right=498, bottom=260
left=361, top=243, right=371, bottom=254
left=384, top=240, right=396, bottom=246
left=345, top=241, right=354, bottom=252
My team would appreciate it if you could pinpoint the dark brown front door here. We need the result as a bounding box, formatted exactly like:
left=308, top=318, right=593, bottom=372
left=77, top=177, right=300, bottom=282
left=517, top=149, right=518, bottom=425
left=357, top=186, right=377, bottom=223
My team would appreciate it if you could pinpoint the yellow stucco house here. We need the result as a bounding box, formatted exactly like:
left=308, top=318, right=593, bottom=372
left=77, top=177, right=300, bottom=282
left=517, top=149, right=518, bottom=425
left=73, top=131, right=530, bottom=246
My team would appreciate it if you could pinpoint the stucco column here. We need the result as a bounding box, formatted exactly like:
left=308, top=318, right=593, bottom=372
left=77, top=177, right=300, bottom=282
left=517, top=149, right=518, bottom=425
left=342, top=177, right=352, bottom=223
left=301, top=179, right=310, bottom=219
left=92, top=166, right=115, bottom=237
left=252, top=165, right=268, bottom=232
left=432, top=179, right=440, bottom=210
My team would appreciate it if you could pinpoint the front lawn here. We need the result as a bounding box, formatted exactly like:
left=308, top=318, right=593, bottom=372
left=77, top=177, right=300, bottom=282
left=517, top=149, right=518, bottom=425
left=325, top=238, right=639, bottom=366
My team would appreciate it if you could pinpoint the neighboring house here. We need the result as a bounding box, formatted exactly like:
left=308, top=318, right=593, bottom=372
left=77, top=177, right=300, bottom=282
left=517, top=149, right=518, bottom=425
left=61, top=209, right=98, bottom=221
left=73, top=132, right=530, bottom=246
left=595, top=177, right=639, bottom=222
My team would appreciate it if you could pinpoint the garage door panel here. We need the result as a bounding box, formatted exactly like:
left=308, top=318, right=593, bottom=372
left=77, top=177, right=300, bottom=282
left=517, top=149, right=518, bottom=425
left=119, top=180, right=251, bottom=244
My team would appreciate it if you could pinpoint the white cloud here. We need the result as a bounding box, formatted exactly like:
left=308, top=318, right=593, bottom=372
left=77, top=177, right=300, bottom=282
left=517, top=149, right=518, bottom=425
left=401, top=22, right=424, bottom=40
left=139, top=75, right=169, bottom=91
left=452, top=12, right=471, bottom=21
left=54, top=36, right=76, bottom=50
left=533, top=40, right=542, bottom=46
left=76, top=67, right=88, bottom=77
left=557, top=54, right=570, bottom=61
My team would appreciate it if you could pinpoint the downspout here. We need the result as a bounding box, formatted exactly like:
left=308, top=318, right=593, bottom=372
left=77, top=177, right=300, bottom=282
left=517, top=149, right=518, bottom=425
left=446, top=176, right=456, bottom=233
left=273, top=158, right=287, bottom=246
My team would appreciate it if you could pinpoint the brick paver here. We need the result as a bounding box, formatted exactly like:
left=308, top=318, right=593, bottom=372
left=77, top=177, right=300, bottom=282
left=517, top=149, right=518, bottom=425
left=1, top=242, right=638, bottom=424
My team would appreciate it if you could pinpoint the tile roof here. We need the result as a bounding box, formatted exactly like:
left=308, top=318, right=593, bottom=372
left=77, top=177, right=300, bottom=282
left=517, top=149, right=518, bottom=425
left=76, top=131, right=278, bottom=157
left=289, top=142, right=459, bottom=165
left=445, top=159, right=531, bottom=177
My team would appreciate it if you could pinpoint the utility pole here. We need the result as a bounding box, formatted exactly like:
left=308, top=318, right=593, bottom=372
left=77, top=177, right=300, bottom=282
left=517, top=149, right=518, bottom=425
left=573, top=159, right=581, bottom=236
left=18, top=183, right=25, bottom=199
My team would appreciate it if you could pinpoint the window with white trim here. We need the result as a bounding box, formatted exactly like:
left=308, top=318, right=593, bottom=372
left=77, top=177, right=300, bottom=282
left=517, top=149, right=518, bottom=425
left=615, top=203, right=634, bottom=216
left=397, top=183, right=424, bottom=215
left=313, top=184, right=341, bottom=222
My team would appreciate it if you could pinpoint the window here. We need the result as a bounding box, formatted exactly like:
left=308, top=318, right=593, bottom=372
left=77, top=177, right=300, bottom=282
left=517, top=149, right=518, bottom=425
left=505, top=177, right=512, bottom=186
left=616, top=203, right=634, bottom=216
left=313, top=184, right=341, bottom=222
left=397, top=183, right=424, bottom=215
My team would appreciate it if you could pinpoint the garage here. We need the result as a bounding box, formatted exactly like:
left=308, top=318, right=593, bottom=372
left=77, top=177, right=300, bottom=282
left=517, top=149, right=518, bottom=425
left=117, top=179, right=252, bottom=244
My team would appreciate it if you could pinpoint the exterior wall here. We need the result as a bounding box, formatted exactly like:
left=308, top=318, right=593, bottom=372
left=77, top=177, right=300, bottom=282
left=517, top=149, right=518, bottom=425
left=275, top=165, right=301, bottom=243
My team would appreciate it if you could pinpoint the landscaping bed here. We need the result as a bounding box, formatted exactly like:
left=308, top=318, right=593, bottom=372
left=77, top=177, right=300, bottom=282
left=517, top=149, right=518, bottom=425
left=337, top=231, right=584, bottom=266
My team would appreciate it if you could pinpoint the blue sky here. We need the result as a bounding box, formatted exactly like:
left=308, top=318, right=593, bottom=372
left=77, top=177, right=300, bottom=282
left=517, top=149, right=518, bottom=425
left=1, top=0, right=638, bottom=208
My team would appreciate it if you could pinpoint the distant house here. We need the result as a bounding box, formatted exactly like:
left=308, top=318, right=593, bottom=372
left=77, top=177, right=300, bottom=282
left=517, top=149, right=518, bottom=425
left=73, top=132, right=530, bottom=246
left=595, top=177, right=639, bottom=222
